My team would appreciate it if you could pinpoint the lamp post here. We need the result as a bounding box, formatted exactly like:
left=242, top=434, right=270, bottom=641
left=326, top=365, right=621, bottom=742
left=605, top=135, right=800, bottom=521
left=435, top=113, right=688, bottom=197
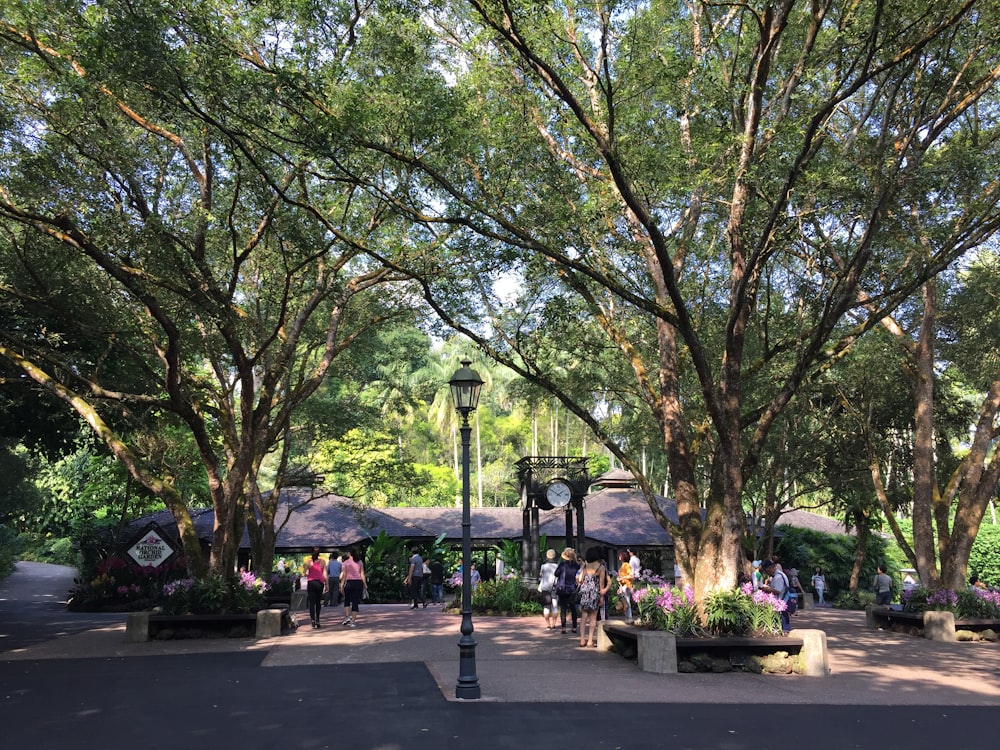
left=449, top=358, right=484, bottom=700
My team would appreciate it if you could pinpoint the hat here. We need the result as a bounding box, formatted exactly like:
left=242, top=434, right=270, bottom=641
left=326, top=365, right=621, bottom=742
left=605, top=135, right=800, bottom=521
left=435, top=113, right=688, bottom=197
left=752, top=560, right=761, bottom=569
left=561, top=548, right=576, bottom=561
left=760, top=559, right=775, bottom=570
left=788, top=568, right=798, bottom=576
left=546, top=549, right=557, bottom=561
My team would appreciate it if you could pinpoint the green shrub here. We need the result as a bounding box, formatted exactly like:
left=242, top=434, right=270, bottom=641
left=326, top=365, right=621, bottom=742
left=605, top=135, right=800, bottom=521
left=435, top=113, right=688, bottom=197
left=0, top=524, right=20, bottom=580
left=956, top=588, right=1000, bottom=619
left=265, top=569, right=297, bottom=595
left=471, top=574, right=536, bottom=613
left=968, top=524, right=1000, bottom=588
left=703, top=588, right=752, bottom=635
left=362, top=532, right=408, bottom=603
left=775, top=524, right=890, bottom=601
left=832, top=588, right=876, bottom=610
left=157, top=573, right=269, bottom=614
left=188, top=576, right=229, bottom=614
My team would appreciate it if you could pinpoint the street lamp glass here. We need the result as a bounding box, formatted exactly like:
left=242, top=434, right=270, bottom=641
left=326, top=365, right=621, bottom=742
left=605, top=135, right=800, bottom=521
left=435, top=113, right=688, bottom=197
left=449, top=359, right=484, bottom=415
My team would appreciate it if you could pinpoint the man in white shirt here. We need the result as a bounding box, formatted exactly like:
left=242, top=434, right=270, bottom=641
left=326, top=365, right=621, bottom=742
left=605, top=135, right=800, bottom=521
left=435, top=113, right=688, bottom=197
left=628, top=550, right=641, bottom=582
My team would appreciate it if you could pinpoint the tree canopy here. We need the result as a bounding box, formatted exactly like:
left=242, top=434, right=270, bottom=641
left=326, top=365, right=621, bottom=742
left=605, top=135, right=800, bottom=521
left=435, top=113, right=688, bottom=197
left=2, top=1, right=999, bottom=593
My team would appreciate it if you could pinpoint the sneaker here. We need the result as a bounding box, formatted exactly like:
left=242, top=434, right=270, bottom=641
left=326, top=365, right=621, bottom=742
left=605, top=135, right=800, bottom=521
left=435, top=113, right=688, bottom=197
left=341, top=617, right=351, bottom=626
left=348, top=621, right=357, bottom=628
left=410, top=604, right=418, bottom=609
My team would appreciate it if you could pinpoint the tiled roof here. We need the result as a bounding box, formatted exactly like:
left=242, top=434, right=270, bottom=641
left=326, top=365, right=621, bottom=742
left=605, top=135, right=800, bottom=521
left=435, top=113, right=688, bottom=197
left=538, top=487, right=677, bottom=546
left=129, top=487, right=849, bottom=552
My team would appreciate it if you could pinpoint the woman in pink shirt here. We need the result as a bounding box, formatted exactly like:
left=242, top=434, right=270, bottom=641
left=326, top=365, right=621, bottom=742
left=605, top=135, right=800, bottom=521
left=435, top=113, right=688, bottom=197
left=339, top=547, right=368, bottom=628
left=305, top=547, right=328, bottom=629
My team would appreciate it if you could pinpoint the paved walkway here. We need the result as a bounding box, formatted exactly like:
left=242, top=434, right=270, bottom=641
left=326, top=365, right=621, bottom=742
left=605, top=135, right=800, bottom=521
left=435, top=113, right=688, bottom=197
left=3, top=561, right=999, bottom=705
left=4, top=561, right=1000, bottom=750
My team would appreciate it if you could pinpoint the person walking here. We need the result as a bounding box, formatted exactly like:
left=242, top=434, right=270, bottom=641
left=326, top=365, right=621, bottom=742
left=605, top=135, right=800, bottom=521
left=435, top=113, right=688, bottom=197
left=576, top=547, right=610, bottom=648
left=420, top=559, right=432, bottom=607
left=404, top=546, right=425, bottom=609
left=429, top=558, right=445, bottom=604
left=553, top=548, right=581, bottom=635
left=617, top=550, right=635, bottom=623
left=304, top=548, right=328, bottom=629
left=340, top=547, right=368, bottom=628
left=538, top=549, right=559, bottom=630
left=325, top=552, right=343, bottom=607
left=811, top=566, right=827, bottom=607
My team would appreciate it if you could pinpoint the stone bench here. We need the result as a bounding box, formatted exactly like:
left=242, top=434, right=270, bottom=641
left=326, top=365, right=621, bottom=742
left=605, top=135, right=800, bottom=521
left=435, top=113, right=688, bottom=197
left=598, top=621, right=829, bottom=676
left=125, top=609, right=287, bottom=642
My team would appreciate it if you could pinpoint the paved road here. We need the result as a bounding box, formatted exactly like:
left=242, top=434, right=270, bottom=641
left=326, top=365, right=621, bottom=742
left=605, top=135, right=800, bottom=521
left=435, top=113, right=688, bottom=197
left=2, top=561, right=999, bottom=749
left=0, top=561, right=126, bottom=651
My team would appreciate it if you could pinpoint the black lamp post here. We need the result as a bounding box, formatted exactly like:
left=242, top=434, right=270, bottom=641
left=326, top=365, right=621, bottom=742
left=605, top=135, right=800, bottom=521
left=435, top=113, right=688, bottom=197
left=449, top=358, right=484, bottom=700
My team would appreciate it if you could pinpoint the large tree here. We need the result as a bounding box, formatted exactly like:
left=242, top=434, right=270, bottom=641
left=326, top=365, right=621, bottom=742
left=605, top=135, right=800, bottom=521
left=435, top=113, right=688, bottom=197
left=0, top=2, right=403, bottom=575
left=287, top=0, right=1000, bottom=599
left=868, top=254, right=1000, bottom=590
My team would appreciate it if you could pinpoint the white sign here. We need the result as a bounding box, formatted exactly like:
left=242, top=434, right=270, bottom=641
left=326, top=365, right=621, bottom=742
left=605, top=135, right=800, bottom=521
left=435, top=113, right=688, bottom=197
left=127, top=530, right=175, bottom=568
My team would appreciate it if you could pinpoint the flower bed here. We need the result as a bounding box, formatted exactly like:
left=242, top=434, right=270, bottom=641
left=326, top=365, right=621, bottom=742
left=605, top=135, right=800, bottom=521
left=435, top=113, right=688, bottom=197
left=630, top=580, right=786, bottom=637
left=902, top=586, right=1000, bottom=620
left=605, top=579, right=828, bottom=675
left=159, top=571, right=271, bottom=615
left=872, top=586, right=1000, bottom=642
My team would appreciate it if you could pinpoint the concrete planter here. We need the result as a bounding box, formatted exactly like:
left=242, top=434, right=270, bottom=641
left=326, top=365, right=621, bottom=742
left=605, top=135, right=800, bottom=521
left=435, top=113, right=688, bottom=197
left=867, top=605, right=1000, bottom=642
left=125, top=609, right=286, bottom=642
left=598, top=621, right=829, bottom=676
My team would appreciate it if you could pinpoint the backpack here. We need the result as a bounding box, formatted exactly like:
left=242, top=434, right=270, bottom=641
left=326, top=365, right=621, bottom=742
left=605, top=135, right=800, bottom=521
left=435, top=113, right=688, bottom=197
left=555, top=563, right=578, bottom=595
left=777, top=570, right=798, bottom=614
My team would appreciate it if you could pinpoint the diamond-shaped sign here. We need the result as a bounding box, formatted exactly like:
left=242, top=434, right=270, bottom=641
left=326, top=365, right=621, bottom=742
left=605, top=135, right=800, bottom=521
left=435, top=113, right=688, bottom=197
left=126, top=528, right=176, bottom=568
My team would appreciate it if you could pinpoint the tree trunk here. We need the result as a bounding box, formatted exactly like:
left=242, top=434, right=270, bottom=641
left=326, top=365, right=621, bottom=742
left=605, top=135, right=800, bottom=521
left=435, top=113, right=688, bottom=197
left=848, top=510, right=871, bottom=594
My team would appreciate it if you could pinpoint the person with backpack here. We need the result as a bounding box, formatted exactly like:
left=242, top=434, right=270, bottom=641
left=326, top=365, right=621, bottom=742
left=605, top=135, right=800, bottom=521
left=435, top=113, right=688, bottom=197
left=760, top=559, right=792, bottom=633
left=553, top=548, right=581, bottom=635
left=576, top=547, right=611, bottom=647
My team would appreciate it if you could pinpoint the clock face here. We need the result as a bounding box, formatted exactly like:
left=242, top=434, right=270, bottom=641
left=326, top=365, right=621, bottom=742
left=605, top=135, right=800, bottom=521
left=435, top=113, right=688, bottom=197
left=545, top=480, right=573, bottom=508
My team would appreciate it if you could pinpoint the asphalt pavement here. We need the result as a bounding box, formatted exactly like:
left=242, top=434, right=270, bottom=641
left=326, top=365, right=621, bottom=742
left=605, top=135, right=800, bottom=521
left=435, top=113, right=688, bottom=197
left=2, top=561, right=999, bottom=749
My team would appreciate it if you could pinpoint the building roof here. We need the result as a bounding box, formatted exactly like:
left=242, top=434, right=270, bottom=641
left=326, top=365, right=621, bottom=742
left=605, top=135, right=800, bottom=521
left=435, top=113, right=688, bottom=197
left=129, top=486, right=849, bottom=554
left=538, top=486, right=677, bottom=547
left=777, top=508, right=851, bottom=536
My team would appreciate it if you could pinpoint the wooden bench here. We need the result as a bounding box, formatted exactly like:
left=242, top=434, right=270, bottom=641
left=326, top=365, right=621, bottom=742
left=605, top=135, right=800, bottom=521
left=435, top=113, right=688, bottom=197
left=598, top=621, right=829, bottom=676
